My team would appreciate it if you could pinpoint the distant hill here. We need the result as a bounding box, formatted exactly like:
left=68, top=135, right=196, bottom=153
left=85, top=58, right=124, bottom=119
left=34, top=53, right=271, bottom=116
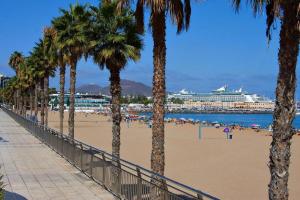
left=76, top=79, right=152, bottom=96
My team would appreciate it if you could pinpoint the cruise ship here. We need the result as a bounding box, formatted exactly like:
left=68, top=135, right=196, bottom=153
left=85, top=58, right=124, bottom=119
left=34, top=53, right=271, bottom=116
left=168, top=85, right=271, bottom=103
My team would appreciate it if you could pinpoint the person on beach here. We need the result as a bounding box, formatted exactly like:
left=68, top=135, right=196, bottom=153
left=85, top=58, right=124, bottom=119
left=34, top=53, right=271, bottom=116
left=148, top=120, right=152, bottom=128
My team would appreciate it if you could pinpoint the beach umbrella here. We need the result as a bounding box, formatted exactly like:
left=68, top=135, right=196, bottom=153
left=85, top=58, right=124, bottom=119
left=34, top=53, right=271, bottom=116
left=223, top=127, right=230, bottom=132
left=251, top=124, right=260, bottom=129
left=214, top=123, right=220, bottom=128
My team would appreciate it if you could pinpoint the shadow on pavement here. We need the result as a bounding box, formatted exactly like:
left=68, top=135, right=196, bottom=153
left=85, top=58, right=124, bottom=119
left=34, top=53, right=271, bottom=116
left=4, top=191, right=28, bottom=200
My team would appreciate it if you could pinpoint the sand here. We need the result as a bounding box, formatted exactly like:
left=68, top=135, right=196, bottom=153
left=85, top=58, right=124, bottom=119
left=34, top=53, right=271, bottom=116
left=46, top=111, right=300, bottom=200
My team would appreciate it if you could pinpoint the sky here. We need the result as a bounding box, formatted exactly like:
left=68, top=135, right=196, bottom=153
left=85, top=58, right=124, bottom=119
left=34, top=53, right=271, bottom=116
left=0, top=0, right=299, bottom=99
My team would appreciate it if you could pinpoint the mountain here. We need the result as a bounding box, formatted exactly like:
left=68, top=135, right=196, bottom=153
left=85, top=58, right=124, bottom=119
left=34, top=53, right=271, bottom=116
left=77, top=84, right=102, bottom=94
left=76, top=79, right=152, bottom=96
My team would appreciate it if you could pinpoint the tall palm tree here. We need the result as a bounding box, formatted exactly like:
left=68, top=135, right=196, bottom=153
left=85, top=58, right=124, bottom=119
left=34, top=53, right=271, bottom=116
left=87, top=3, right=142, bottom=194
left=117, top=0, right=191, bottom=177
left=43, top=27, right=58, bottom=127
left=52, top=3, right=90, bottom=139
left=8, top=51, right=24, bottom=113
left=233, top=1, right=300, bottom=199
left=55, top=40, right=68, bottom=134
left=88, top=2, right=142, bottom=160
left=49, top=24, right=69, bottom=134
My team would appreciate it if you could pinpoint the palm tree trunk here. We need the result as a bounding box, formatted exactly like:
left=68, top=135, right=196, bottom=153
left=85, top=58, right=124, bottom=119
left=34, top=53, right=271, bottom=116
left=44, top=72, right=49, bottom=127
left=19, top=94, right=23, bottom=116
left=68, top=61, right=77, bottom=139
left=13, top=91, right=17, bottom=112
left=109, top=67, right=121, bottom=159
left=151, top=11, right=166, bottom=176
left=59, top=65, right=66, bottom=134
left=269, top=2, right=299, bottom=200
left=23, top=95, right=27, bottom=117
left=40, top=80, right=45, bottom=126
left=34, top=84, right=39, bottom=121
left=30, top=87, right=33, bottom=116
left=109, top=67, right=122, bottom=194
left=17, top=89, right=20, bottom=114
left=150, top=11, right=167, bottom=200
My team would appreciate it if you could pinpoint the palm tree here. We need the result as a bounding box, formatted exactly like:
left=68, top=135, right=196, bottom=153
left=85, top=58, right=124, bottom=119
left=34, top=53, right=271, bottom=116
left=87, top=3, right=142, bottom=194
left=117, top=0, right=191, bottom=178
left=49, top=23, right=69, bottom=134
left=52, top=3, right=90, bottom=139
left=26, top=53, right=44, bottom=119
left=28, top=48, right=44, bottom=122
left=88, top=2, right=142, bottom=160
left=43, top=27, right=58, bottom=127
left=55, top=40, right=68, bottom=134
left=8, top=51, right=24, bottom=113
left=233, top=1, right=300, bottom=199
left=32, top=40, right=47, bottom=125
left=1, top=77, right=18, bottom=107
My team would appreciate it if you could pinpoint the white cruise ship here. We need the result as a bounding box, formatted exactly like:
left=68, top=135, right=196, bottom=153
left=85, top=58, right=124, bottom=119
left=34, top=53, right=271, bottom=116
left=168, top=85, right=271, bottom=103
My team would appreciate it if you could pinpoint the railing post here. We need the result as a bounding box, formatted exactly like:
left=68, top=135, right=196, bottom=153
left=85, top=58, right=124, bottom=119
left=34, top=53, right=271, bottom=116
left=197, top=193, right=204, bottom=200
left=136, top=167, right=142, bottom=200
left=102, top=153, right=106, bottom=186
left=80, top=144, right=83, bottom=171
left=61, top=136, right=64, bottom=157
left=89, top=148, right=93, bottom=178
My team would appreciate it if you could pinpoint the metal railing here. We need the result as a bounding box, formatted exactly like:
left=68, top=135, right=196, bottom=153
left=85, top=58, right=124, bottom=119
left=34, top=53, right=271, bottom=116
left=1, top=105, right=220, bottom=200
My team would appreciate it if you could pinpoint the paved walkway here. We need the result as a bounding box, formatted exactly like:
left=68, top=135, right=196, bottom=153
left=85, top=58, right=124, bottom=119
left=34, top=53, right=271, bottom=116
left=0, top=109, right=115, bottom=200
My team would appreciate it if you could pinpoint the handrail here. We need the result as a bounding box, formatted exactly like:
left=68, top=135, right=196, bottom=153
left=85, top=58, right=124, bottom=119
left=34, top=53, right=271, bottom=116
left=1, top=105, right=220, bottom=200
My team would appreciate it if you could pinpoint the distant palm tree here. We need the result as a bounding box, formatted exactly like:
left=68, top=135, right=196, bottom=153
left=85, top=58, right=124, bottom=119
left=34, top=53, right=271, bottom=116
left=88, top=2, right=142, bottom=159
left=27, top=52, right=45, bottom=119
left=33, top=40, right=47, bottom=125
left=52, top=4, right=90, bottom=139
left=1, top=77, right=17, bottom=106
left=233, top=1, right=300, bottom=199
left=117, top=0, right=191, bottom=179
left=25, top=57, right=36, bottom=116
left=8, top=51, right=24, bottom=113
left=28, top=46, right=47, bottom=122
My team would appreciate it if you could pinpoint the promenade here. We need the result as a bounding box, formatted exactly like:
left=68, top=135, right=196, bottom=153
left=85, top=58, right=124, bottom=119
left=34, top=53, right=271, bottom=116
left=0, top=109, right=115, bottom=200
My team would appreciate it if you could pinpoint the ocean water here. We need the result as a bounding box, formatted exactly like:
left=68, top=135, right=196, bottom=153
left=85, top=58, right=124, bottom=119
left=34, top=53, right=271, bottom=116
left=142, top=113, right=300, bottom=129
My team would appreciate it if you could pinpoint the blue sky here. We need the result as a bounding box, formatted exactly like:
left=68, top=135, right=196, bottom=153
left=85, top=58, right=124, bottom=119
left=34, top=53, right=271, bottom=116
left=0, top=0, right=299, bottom=99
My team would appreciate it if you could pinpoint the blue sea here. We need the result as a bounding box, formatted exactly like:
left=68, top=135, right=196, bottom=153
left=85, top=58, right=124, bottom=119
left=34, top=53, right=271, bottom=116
left=142, top=113, right=300, bottom=129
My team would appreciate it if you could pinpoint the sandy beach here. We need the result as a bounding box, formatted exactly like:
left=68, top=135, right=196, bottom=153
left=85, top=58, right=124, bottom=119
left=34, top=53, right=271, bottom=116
left=46, top=111, right=300, bottom=200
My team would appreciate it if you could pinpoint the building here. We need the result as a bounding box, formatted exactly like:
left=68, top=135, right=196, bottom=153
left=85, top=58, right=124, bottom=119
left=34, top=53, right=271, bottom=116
left=50, top=93, right=111, bottom=111
left=0, top=73, right=11, bottom=89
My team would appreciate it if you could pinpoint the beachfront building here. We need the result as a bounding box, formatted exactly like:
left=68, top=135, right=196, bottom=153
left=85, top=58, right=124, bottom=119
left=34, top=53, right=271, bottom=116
left=168, top=86, right=274, bottom=111
left=0, top=73, right=11, bottom=89
left=50, top=93, right=110, bottom=111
